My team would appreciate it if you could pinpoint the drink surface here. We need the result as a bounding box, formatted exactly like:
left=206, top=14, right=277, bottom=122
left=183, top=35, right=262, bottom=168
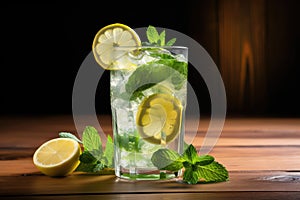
left=110, top=46, right=188, bottom=180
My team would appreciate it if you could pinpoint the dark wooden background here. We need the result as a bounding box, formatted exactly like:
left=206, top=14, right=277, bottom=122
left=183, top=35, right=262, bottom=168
left=1, top=0, right=299, bottom=117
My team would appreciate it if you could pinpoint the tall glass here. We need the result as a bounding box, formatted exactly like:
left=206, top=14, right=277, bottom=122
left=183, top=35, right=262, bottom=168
left=110, top=46, right=188, bottom=180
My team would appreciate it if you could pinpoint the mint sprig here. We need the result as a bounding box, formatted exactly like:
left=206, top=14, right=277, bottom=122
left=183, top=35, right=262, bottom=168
left=58, top=132, right=82, bottom=144
left=59, top=126, right=114, bottom=174
left=151, top=144, right=229, bottom=184
left=59, top=127, right=228, bottom=184
left=125, top=55, right=188, bottom=101
left=144, top=25, right=176, bottom=46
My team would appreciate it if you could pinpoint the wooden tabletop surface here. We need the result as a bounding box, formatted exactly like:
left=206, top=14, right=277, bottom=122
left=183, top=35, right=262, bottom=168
left=1, top=115, right=300, bottom=199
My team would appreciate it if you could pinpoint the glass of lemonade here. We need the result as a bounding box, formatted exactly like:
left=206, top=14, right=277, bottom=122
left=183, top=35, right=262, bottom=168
left=110, top=46, right=188, bottom=180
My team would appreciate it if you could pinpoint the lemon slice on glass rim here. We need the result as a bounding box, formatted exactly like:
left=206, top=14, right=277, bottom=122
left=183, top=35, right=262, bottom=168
left=92, top=23, right=141, bottom=70
left=33, top=138, right=81, bottom=177
left=136, top=93, right=183, bottom=145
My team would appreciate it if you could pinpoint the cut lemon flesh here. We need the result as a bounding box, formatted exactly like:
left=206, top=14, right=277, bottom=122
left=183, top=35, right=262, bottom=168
left=136, top=93, right=183, bottom=145
left=33, top=138, right=81, bottom=176
left=92, top=23, right=141, bottom=70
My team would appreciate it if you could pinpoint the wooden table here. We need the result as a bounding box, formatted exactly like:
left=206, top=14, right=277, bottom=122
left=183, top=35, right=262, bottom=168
left=1, top=115, right=300, bottom=199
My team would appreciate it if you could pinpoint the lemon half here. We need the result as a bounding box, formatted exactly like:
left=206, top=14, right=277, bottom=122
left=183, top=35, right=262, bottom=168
left=136, top=93, right=183, bottom=145
left=33, top=138, right=81, bottom=177
left=92, top=23, right=141, bottom=70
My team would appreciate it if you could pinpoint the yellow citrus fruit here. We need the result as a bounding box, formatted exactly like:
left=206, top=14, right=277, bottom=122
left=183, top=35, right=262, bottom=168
left=136, top=93, right=183, bottom=145
left=33, top=138, right=81, bottom=177
left=92, top=23, right=141, bottom=70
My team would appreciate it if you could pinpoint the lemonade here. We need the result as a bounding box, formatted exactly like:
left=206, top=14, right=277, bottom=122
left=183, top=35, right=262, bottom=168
left=93, top=24, right=188, bottom=180
left=111, top=46, right=187, bottom=180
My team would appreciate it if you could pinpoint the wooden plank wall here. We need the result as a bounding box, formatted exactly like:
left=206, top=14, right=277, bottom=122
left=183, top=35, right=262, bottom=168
left=218, top=0, right=266, bottom=113
left=188, top=0, right=299, bottom=116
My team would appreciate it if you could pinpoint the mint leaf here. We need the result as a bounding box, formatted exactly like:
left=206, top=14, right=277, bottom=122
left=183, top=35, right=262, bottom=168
left=79, top=151, right=97, bottom=164
left=125, top=58, right=187, bottom=101
left=146, top=25, right=160, bottom=44
left=75, top=162, right=96, bottom=172
left=125, top=63, right=170, bottom=99
left=158, top=59, right=188, bottom=77
left=151, top=148, right=183, bottom=171
left=159, top=30, right=165, bottom=46
left=149, top=52, right=175, bottom=60
left=182, top=144, right=199, bottom=164
left=59, top=132, right=82, bottom=144
left=103, top=135, right=114, bottom=168
left=163, top=160, right=183, bottom=172
left=75, top=162, right=114, bottom=173
left=146, top=26, right=176, bottom=46
left=166, top=38, right=176, bottom=46
left=151, top=143, right=228, bottom=184
left=93, top=163, right=106, bottom=172
left=129, top=83, right=155, bottom=101
left=71, top=126, right=115, bottom=174
left=82, top=126, right=102, bottom=152
left=196, top=161, right=229, bottom=183
left=117, top=132, right=143, bottom=152
left=196, top=155, right=215, bottom=166
left=183, top=167, right=200, bottom=184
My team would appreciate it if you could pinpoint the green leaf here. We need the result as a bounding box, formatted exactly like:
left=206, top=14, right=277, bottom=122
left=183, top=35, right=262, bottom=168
left=103, top=135, right=114, bottom=168
left=151, top=148, right=183, bottom=171
left=93, top=163, right=106, bottom=172
left=149, top=52, right=174, bottom=59
left=75, top=162, right=97, bottom=172
left=129, top=83, right=155, bottom=101
left=166, top=38, right=176, bottom=46
left=82, top=126, right=102, bottom=152
left=182, top=144, right=199, bottom=164
left=196, top=155, right=215, bottom=166
left=183, top=167, right=200, bottom=184
left=75, top=161, right=104, bottom=172
left=125, top=58, right=187, bottom=101
left=117, top=132, right=143, bottom=152
left=146, top=26, right=176, bottom=46
left=163, top=160, right=184, bottom=172
left=79, top=151, right=97, bottom=164
left=125, top=63, right=170, bottom=97
left=159, top=30, right=165, bottom=46
left=59, top=132, right=82, bottom=144
left=196, top=161, right=229, bottom=183
left=146, top=25, right=160, bottom=44
left=160, top=172, right=167, bottom=179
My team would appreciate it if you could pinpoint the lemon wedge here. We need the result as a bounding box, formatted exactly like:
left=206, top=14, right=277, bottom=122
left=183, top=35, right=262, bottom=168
left=92, top=23, right=141, bottom=70
left=33, top=138, right=81, bottom=177
left=136, top=93, right=183, bottom=145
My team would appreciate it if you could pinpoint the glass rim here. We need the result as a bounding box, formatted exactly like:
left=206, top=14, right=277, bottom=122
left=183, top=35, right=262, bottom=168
left=113, top=45, right=188, bottom=50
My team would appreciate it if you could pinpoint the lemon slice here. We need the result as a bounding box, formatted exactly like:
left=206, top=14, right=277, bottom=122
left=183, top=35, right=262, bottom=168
left=136, top=93, right=183, bottom=145
left=33, top=138, right=81, bottom=177
left=92, top=23, right=141, bottom=70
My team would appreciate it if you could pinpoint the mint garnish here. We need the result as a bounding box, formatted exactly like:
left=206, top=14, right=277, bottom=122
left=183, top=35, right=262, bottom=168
left=59, top=127, right=229, bottom=184
left=145, top=25, right=176, bottom=46
left=58, top=132, right=82, bottom=144
left=82, top=126, right=102, bottom=152
left=125, top=25, right=187, bottom=101
left=103, top=135, right=114, bottom=167
left=59, top=126, right=114, bottom=174
left=151, top=144, right=229, bottom=184
left=116, top=132, right=144, bottom=152
left=125, top=56, right=188, bottom=101
left=151, top=149, right=183, bottom=171
left=165, top=38, right=176, bottom=46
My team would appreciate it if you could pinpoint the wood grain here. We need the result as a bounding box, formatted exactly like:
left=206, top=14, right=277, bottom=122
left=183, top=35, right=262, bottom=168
left=218, top=0, right=267, bottom=113
left=1, top=115, right=300, bottom=199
